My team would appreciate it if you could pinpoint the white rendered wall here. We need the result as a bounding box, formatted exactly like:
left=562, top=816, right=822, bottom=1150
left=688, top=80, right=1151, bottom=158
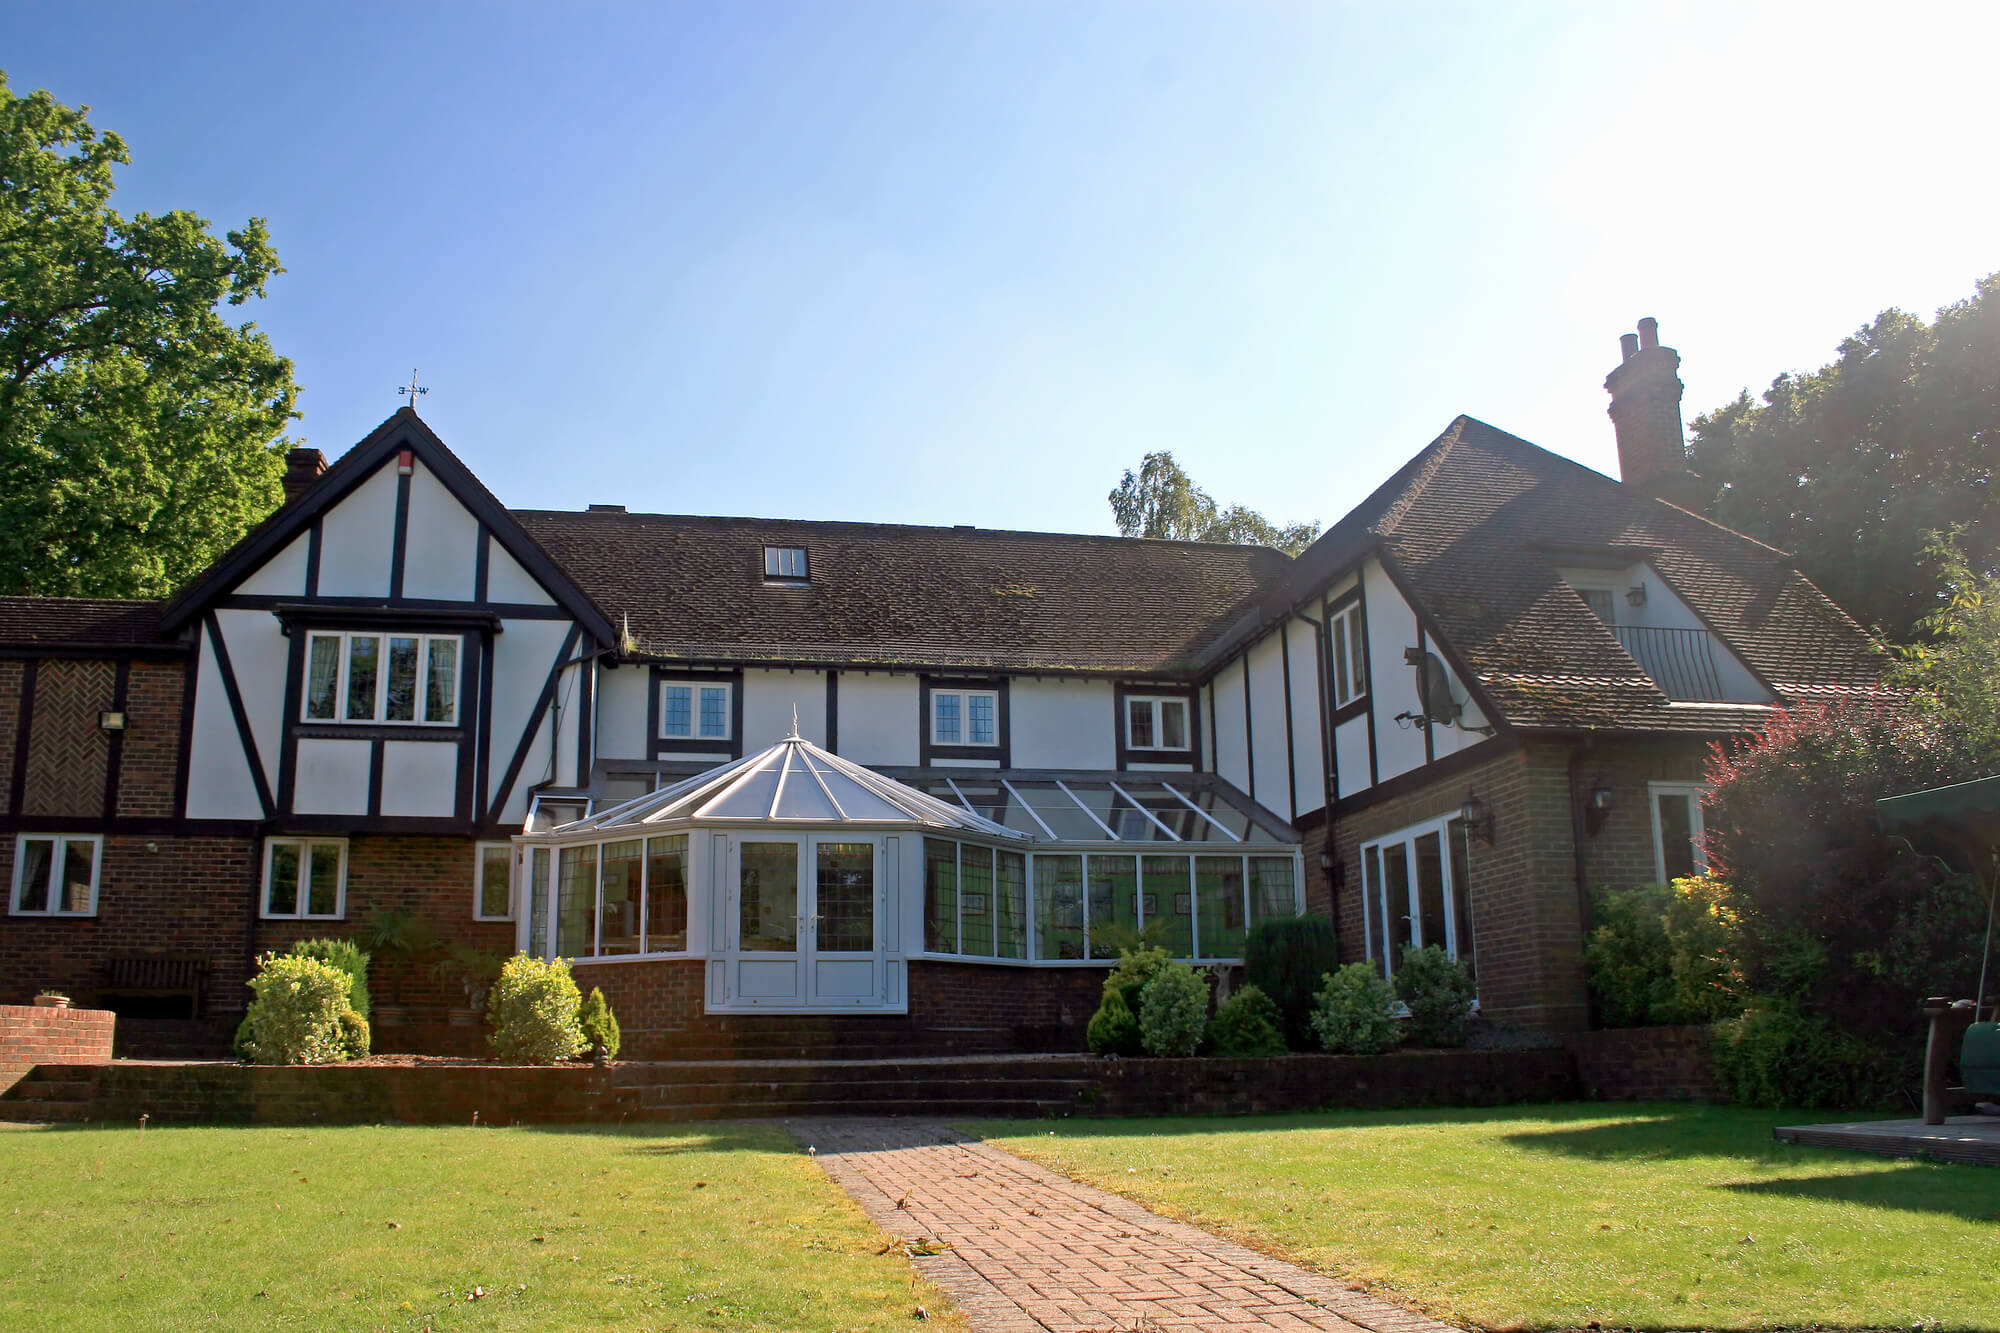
left=1334, top=715, right=1372, bottom=798
left=236, top=533, right=309, bottom=596
left=835, top=672, right=918, bottom=766
left=401, top=462, right=480, bottom=601
left=184, top=635, right=264, bottom=820
left=488, top=618, right=574, bottom=813
left=552, top=661, right=584, bottom=789
left=293, top=738, right=371, bottom=815
left=1286, top=617, right=1326, bottom=814
left=486, top=541, right=554, bottom=605
left=1363, top=560, right=1428, bottom=783
left=1246, top=632, right=1290, bottom=816
left=592, top=665, right=651, bottom=761
left=216, top=609, right=288, bottom=799
left=1211, top=660, right=1249, bottom=793
left=380, top=740, right=457, bottom=817
left=1010, top=678, right=1115, bottom=770
left=744, top=669, right=828, bottom=749
left=315, top=464, right=399, bottom=597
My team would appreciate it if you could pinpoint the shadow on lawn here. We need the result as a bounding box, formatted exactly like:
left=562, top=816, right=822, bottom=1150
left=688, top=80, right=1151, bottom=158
left=1721, top=1169, right=2000, bottom=1221
left=1497, top=1110, right=1787, bottom=1164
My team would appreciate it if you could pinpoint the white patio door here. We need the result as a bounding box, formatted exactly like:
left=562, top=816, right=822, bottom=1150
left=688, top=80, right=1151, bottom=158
left=723, top=836, right=887, bottom=1009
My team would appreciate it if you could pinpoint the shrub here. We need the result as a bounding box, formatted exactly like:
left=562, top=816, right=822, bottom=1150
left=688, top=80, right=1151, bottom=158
left=1244, top=915, right=1340, bottom=1049
left=1202, top=983, right=1287, bottom=1057
left=1395, top=945, right=1477, bottom=1047
left=1585, top=878, right=1743, bottom=1027
left=239, top=953, right=356, bottom=1065
left=1711, top=1001, right=1882, bottom=1109
left=1087, top=985, right=1141, bottom=1056
left=1138, top=961, right=1209, bottom=1056
left=579, top=986, right=621, bottom=1061
left=1312, top=963, right=1401, bottom=1055
left=487, top=954, right=589, bottom=1065
left=289, top=937, right=371, bottom=1022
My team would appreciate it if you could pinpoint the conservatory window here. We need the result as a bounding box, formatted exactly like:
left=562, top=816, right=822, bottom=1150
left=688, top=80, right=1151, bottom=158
left=931, top=688, right=998, bottom=746
left=1125, top=696, right=1189, bottom=752
left=540, top=834, right=690, bottom=959
left=10, top=834, right=101, bottom=917
left=661, top=682, right=732, bottom=740
left=262, top=838, right=346, bottom=919
left=304, top=631, right=458, bottom=724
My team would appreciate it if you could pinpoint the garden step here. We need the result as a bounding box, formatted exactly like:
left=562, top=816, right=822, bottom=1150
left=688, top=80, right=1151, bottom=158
left=0, top=1098, right=92, bottom=1122
left=632, top=1079, right=1092, bottom=1109
left=625, top=1098, right=1068, bottom=1121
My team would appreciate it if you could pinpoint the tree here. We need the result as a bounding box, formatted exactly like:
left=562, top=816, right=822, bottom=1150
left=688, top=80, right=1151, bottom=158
left=0, top=72, right=298, bottom=598
left=1108, top=451, right=1319, bottom=555
left=1687, top=274, right=2000, bottom=642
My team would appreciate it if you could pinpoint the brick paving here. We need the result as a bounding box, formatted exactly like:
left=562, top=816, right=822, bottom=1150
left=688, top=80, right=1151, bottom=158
left=790, top=1118, right=1463, bottom=1333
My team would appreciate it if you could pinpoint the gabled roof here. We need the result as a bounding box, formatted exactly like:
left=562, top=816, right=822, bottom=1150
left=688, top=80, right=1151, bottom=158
left=158, top=409, right=616, bottom=642
left=513, top=509, right=1290, bottom=674
left=1268, top=415, right=1887, bottom=731
left=0, top=597, right=167, bottom=649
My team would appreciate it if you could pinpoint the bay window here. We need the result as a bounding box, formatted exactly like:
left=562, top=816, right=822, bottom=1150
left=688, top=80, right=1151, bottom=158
left=304, top=631, right=459, bottom=724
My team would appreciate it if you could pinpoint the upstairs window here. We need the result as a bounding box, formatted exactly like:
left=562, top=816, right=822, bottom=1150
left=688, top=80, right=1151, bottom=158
left=1125, top=695, right=1189, bottom=752
left=1328, top=602, right=1368, bottom=708
left=764, top=546, right=809, bottom=581
left=305, top=631, right=459, bottom=725
left=932, top=688, right=998, bottom=746
left=1577, top=587, right=1618, bottom=624
left=661, top=682, right=732, bottom=740
left=10, top=834, right=101, bottom=917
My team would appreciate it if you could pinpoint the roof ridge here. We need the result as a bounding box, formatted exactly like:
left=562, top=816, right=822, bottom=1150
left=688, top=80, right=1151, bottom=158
left=1373, top=417, right=1472, bottom=537
left=512, top=508, right=1293, bottom=555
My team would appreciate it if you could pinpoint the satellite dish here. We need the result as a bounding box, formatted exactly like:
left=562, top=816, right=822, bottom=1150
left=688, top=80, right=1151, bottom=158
left=1414, top=652, right=1461, bottom=725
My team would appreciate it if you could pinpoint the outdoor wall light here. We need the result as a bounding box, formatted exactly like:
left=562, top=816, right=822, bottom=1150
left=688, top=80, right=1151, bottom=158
left=1626, top=584, right=1648, bottom=608
left=98, top=710, right=126, bottom=732
left=1459, top=789, right=1496, bottom=845
left=1584, top=776, right=1614, bottom=837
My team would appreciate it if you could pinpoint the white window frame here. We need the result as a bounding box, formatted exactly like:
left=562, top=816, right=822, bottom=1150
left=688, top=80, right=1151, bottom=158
left=1573, top=585, right=1619, bottom=625
left=302, top=630, right=461, bottom=725
left=659, top=681, right=734, bottom=741
left=764, top=546, right=809, bottom=580
left=9, top=834, right=103, bottom=917
left=931, top=688, right=1000, bottom=747
left=474, top=840, right=516, bottom=922
left=1124, top=695, right=1191, bottom=753
left=1648, top=782, right=1709, bottom=883
left=1328, top=602, right=1368, bottom=709
left=1359, top=814, right=1467, bottom=978
left=260, top=837, right=348, bottom=920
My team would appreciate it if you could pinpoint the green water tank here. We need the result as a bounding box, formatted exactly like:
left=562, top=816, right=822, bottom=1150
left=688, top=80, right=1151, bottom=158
left=1963, top=1021, right=2000, bottom=1094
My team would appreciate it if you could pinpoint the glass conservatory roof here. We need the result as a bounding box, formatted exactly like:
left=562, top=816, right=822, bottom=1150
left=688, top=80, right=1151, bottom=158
left=913, top=776, right=1290, bottom=844
left=548, top=734, right=1027, bottom=839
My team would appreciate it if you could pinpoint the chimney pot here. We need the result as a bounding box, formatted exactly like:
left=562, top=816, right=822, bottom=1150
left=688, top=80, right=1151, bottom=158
left=282, top=448, right=327, bottom=506
left=1637, top=316, right=1659, bottom=351
left=1619, top=332, right=1640, bottom=362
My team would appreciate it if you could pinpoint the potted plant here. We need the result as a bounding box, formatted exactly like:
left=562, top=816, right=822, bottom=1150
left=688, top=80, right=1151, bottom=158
left=433, top=943, right=506, bottom=1026
left=32, top=989, right=70, bottom=1009
left=363, top=909, right=440, bottom=1025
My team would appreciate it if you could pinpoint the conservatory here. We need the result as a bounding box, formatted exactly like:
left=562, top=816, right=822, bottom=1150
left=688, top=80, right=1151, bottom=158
left=513, top=731, right=1304, bottom=1015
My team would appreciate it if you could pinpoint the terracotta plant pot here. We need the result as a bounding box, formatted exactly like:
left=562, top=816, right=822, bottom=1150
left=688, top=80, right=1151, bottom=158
left=32, top=995, right=70, bottom=1009
left=372, top=1005, right=408, bottom=1026
left=447, top=1008, right=481, bottom=1028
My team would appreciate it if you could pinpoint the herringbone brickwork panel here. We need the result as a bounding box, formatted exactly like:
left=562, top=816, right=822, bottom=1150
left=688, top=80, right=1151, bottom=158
left=24, top=659, right=111, bottom=816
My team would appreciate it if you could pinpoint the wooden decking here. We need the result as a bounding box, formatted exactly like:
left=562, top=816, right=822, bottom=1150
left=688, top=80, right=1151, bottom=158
left=1775, top=1115, right=2000, bottom=1167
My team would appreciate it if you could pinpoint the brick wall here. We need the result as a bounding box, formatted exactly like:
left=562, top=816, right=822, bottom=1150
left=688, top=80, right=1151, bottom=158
left=116, top=662, right=184, bottom=818
left=0, top=1003, right=115, bottom=1093
left=1564, top=1023, right=1719, bottom=1101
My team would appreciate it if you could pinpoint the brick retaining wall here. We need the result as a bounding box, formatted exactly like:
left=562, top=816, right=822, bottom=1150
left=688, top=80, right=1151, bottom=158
left=1563, top=1023, right=1719, bottom=1101
left=0, top=1004, right=115, bottom=1093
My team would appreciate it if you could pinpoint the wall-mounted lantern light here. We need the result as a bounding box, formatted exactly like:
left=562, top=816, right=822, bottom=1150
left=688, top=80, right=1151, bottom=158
left=98, top=711, right=126, bottom=732
left=1626, top=584, right=1648, bottom=608
left=1459, top=789, right=1496, bottom=845
left=1584, top=776, right=1613, bottom=836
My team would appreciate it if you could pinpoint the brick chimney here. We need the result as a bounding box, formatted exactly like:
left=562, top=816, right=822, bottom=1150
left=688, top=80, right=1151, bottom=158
left=282, top=447, right=327, bottom=505
left=1604, top=318, right=1702, bottom=510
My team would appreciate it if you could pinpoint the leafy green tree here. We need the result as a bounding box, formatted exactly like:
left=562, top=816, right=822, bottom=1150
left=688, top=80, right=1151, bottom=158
left=0, top=72, right=298, bottom=598
left=1687, top=274, right=2000, bottom=642
left=1109, top=451, right=1319, bottom=555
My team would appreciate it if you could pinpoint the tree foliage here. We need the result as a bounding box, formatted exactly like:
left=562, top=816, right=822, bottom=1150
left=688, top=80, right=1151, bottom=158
left=1109, top=451, right=1319, bottom=555
left=0, top=72, right=298, bottom=597
left=1687, top=274, right=2000, bottom=642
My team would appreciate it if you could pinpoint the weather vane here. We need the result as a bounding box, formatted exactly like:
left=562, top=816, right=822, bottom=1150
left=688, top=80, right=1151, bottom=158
left=399, top=369, right=428, bottom=408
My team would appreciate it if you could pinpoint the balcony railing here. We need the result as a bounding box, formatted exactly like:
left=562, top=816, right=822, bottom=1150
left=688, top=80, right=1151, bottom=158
left=1611, top=625, right=1728, bottom=701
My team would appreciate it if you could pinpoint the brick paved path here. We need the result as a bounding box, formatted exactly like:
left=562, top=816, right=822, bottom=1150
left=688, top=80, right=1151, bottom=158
left=791, top=1118, right=1463, bottom=1333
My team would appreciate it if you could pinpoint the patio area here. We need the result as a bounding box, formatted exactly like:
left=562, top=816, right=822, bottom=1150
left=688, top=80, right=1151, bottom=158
left=1774, top=1114, right=2000, bottom=1167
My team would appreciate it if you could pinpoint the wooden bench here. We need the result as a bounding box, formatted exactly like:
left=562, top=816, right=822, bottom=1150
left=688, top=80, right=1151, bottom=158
left=1922, top=997, right=2000, bottom=1123
left=99, top=956, right=210, bottom=1020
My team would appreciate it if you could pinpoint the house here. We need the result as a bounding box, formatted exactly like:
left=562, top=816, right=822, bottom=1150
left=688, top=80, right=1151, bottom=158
left=0, top=321, right=1886, bottom=1055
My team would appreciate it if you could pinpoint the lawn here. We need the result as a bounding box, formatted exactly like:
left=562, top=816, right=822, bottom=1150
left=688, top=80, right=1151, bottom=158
left=971, top=1103, right=1996, bottom=1332
left=0, top=1121, right=963, bottom=1332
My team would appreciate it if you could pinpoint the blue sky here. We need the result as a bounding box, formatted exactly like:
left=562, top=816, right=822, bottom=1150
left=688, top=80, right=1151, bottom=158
left=6, top=2, right=1996, bottom=538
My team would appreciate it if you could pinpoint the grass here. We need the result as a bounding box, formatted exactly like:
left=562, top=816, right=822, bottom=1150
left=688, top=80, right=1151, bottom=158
left=969, top=1103, right=1998, bottom=1332
left=0, top=1121, right=965, bottom=1332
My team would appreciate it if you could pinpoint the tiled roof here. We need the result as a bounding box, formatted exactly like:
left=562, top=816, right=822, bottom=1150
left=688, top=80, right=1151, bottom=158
left=0, top=597, right=166, bottom=648
left=512, top=511, right=1290, bottom=674
left=1285, top=416, right=1887, bottom=731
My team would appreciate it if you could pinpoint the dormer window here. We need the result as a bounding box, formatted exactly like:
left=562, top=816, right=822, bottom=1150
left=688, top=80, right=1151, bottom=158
left=764, top=547, right=809, bottom=581
left=1577, top=587, right=1617, bottom=624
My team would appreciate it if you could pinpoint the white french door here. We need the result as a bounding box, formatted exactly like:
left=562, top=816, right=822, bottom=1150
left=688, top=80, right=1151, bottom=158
left=719, top=836, right=891, bottom=1010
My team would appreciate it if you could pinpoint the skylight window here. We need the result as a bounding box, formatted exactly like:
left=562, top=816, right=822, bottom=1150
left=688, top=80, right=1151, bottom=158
left=764, top=546, right=808, bottom=581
